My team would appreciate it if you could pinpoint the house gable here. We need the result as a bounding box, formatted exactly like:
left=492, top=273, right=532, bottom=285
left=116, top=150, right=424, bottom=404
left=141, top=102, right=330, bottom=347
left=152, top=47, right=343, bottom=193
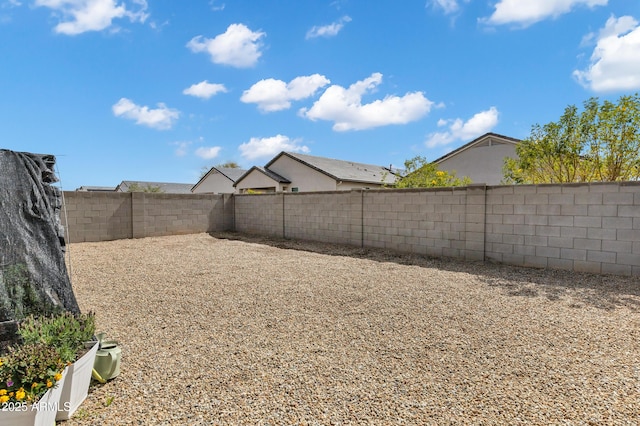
left=434, top=133, right=520, bottom=185
left=191, top=167, right=247, bottom=194
left=234, top=166, right=290, bottom=193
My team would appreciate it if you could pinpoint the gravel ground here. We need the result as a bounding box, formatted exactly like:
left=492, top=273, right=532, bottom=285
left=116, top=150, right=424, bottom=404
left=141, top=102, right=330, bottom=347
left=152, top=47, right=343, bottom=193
left=63, top=232, right=640, bottom=425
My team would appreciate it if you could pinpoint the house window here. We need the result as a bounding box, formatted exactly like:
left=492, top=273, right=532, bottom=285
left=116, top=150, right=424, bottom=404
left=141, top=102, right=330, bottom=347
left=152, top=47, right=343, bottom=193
left=291, top=187, right=299, bottom=192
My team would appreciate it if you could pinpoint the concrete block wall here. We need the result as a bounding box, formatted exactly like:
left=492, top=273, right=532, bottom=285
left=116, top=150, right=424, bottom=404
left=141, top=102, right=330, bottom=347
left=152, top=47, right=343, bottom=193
left=62, top=192, right=229, bottom=243
left=485, top=182, right=640, bottom=276
left=62, top=192, right=132, bottom=243
left=284, top=191, right=361, bottom=245
left=65, top=181, right=640, bottom=276
left=235, top=193, right=284, bottom=237
left=361, top=186, right=485, bottom=261
left=363, top=188, right=459, bottom=256
left=131, top=193, right=228, bottom=238
left=233, top=183, right=640, bottom=276
left=235, top=187, right=486, bottom=260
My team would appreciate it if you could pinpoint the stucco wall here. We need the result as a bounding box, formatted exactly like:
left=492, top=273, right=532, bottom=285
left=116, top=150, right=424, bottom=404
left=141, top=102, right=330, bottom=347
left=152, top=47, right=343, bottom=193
left=267, top=155, right=337, bottom=192
left=438, top=143, right=517, bottom=185
left=235, top=170, right=284, bottom=193
left=191, top=172, right=234, bottom=194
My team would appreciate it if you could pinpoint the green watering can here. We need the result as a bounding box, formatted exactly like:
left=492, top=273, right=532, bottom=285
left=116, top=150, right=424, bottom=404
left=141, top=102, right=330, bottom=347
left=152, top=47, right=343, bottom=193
left=92, top=332, right=122, bottom=383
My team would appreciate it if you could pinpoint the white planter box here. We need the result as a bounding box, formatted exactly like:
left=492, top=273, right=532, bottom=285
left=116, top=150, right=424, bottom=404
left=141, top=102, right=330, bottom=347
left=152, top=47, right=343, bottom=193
left=56, top=341, right=99, bottom=421
left=0, top=371, right=66, bottom=426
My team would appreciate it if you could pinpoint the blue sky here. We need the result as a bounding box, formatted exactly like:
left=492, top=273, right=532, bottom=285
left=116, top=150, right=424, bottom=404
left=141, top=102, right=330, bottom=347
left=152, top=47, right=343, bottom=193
left=1, top=0, right=639, bottom=190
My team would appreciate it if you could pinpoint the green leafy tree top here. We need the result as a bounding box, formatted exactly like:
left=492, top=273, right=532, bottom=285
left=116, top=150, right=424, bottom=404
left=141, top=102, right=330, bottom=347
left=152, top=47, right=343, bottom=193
left=393, top=156, right=471, bottom=188
left=199, top=161, right=241, bottom=179
left=504, top=93, right=640, bottom=184
left=126, top=183, right=163, bottom=193
left=217, top=161, right=240, bottom=169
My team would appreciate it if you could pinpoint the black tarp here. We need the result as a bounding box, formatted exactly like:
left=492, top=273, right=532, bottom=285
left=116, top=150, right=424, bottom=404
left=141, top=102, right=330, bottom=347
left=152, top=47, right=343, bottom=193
left=0, top=149, right=79, bottom=325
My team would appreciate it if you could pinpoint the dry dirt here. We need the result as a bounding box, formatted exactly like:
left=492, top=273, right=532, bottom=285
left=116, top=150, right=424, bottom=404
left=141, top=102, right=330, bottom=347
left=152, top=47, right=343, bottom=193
left=63, top=232, right=640, bottom=425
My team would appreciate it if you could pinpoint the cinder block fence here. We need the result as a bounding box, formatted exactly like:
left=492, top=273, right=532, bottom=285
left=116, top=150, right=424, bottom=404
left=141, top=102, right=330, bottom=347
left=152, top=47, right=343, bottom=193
left=61, top=192, right=234, bottom=243
left=63, top=181, right=640, bottom=276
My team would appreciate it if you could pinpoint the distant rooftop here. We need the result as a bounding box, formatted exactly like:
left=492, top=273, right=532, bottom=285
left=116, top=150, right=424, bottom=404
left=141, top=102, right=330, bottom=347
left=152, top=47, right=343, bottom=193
left=234, top=166, right=291, bottom=187
left=215, top=167, right=247, bottom=182
left=115, top=180, right=194, bottom=194
left=268, top=152, right=399, bottom=185
left=75, top=186, right=116, bottom=192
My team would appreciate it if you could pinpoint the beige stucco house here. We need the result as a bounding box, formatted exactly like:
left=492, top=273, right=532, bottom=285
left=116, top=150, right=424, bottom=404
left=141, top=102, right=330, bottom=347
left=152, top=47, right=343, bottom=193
left=233, top=166, right=291, bottom=193
left=434, top=133, right=520, bottom=185
left=234, top=152, right=398, bottom=193
left=191, top=167, right=247, bottom=194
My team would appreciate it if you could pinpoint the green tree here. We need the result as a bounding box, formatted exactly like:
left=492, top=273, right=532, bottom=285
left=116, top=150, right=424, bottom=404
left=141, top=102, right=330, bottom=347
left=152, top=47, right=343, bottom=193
left=126, top=183, right=163, bottom=193
left=504, top=94, right=640, bottom=184
left=217, top=161, right=240, bottom=168
left=199, top=161, right=241, bottom=178
left=394, top=156, right=471, bottom=188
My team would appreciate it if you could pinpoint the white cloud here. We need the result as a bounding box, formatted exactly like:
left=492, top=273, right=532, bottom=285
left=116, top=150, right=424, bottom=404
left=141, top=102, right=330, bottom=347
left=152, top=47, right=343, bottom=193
left=573, top=15, right=640, bottom=92
left=300, top=73, right=433, bottom=131
left=209, top=0, right=224, bottom=11
left=34, top=0, right=148, bottom=35
left=172, top=141, right=191, bottom=157
left=2, top=0, right=21, bottom=8
left=429, top=0, right=459, bottom=15
left=186, top=23, right=265, bottom=68
left=241, top=74, right=330, bottom=112
left=425, top=107, right=499, bottom=148
left=306, top=15, right=351, bottom=39
left=238, top=135, right=309, bottom=161
left=183, top=80, right=228, bottom=99
left=483, top=0, right=607, bottom=27
left=428, top=0, right=472, bottom=16
left=195, top=146, right=222, bottom=160
left=112, top=98, right=179, bottom=130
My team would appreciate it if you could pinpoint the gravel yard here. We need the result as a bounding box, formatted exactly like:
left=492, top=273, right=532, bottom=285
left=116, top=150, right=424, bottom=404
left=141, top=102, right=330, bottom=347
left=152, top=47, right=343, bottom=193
left=64, top=232, right=640, bottom=425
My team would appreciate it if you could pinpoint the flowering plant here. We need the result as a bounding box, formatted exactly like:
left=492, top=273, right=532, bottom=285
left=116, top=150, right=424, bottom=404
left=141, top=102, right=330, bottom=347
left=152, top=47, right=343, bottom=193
left=0, top=342, right=65, bottom=404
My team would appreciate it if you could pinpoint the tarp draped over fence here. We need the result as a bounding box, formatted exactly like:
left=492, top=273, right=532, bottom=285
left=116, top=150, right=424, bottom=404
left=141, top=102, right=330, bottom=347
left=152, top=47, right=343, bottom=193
left=0, top=149, right=79, bottom=322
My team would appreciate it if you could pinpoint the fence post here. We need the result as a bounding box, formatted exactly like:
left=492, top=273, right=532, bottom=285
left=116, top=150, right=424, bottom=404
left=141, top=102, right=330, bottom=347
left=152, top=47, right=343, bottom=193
left=464, top=184, right=487, bottom=261
left=131, top=192, right=145, bottom=239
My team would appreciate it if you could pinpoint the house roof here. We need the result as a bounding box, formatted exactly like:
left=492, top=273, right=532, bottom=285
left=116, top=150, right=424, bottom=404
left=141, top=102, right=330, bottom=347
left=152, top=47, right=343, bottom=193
left=266, top=151, right=398, bottom=185
left=433, top=132, right=521, bottom=164
left=191, top=167, right=247, bottom=192
left=115, top=181, right=194, bottom=194
left=75, top=186, right=116, bottom=192
left=233, top=166, right=291, bottom=187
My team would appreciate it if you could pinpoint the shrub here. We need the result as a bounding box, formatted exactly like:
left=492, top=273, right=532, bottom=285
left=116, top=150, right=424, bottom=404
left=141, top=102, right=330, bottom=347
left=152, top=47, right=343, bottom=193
left=18, top=311, right=96, bottom=363
left=0, top=342, right=65, bottom=404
